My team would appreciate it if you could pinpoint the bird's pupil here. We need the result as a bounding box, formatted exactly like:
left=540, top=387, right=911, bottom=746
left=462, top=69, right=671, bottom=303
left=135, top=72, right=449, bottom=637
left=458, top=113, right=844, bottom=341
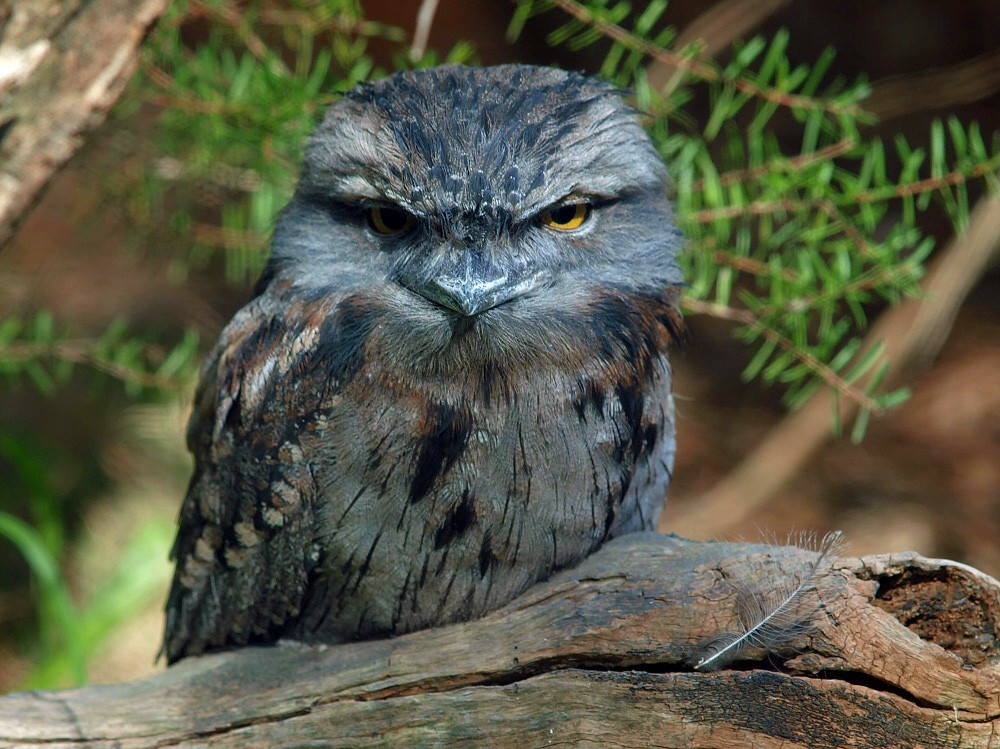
left=550, top=204, right=579, bottom=224
left=380, top=208, right=408, bottom=230
left=367, top=206, right=413, bottom=234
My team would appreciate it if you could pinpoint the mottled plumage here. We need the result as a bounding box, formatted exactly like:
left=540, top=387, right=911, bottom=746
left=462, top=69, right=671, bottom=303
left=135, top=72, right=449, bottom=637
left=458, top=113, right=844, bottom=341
left=163, top=64, right=684, bottom=663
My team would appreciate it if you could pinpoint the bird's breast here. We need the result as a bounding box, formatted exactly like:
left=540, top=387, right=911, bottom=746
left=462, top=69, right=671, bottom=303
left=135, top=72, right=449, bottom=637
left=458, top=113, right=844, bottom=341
left=291, top=355, right=675, bottom=643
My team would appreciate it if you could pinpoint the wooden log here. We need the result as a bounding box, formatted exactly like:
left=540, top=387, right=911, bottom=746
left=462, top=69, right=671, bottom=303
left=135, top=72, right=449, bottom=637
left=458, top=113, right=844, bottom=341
left=0, top=0, right=168, bottom=246
left=1, top=533, right=998, bottom=748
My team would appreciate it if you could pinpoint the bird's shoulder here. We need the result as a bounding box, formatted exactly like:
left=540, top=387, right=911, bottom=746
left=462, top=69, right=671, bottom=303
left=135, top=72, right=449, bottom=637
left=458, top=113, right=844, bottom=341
left=164, top=285, right=356, bottom=661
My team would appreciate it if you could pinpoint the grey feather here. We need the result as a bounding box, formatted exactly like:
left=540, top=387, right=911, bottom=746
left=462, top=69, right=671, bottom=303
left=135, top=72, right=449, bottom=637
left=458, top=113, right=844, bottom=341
left=691, top=530, right=847, bottom=671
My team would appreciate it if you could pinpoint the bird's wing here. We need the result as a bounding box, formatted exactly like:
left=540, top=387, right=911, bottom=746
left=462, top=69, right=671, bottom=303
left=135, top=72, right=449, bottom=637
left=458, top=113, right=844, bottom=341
left=162, top=292, right=343, bottom=663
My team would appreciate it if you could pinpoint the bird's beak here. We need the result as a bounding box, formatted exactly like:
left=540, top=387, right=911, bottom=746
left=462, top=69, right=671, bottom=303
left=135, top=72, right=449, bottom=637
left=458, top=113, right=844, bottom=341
left=401, top=252, right=547, bottom=317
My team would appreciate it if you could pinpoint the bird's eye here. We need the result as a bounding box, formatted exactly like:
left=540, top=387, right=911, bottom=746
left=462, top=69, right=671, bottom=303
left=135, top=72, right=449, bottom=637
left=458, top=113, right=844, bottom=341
left=540, top=202, right=591, bottom=231
left=367, top=206, right=415, bottom=235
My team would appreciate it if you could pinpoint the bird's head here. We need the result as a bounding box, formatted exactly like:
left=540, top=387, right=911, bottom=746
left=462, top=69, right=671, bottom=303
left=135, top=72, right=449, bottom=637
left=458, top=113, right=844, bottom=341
left=263, top=64, right=683, bottom=380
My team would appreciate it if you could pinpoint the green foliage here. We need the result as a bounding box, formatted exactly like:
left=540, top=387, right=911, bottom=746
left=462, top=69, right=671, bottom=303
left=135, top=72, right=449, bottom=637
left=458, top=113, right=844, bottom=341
left=144, top=0, right=385, bottom=284
left=17, top=517, right=175, bottom=689
left=0, top=312, right=199, bottom=398
left=0, top=508, right=174, bottom=689
left=142, top=0, right=475, bottom=286
left=0, top=511, right=86, bottom=685
left=0, top=313, right=196, bottom=688
left=511, top=0, right=999, bottom=436
left=0, top=430, right=175, bottom=689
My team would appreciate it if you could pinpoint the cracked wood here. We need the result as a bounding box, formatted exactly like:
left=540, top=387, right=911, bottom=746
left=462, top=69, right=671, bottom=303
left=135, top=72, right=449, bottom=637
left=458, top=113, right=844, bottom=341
left=1, top=533, right=998, bottom=748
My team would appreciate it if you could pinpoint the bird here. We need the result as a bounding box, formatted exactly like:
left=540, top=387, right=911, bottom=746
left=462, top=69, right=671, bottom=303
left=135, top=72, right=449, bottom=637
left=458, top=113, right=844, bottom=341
left=162, top=63, right=685, bottom=664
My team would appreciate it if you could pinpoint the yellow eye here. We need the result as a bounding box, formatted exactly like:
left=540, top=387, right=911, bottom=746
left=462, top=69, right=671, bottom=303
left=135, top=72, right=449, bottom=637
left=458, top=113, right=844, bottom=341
left=367, top=206, right=415, bottom=235
left=540, top=202, right=591, bottom=231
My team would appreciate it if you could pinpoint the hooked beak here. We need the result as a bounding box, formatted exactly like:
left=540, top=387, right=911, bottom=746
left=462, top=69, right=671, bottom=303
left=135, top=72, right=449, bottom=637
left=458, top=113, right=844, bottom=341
left=401, top=252, right=548, bottom=317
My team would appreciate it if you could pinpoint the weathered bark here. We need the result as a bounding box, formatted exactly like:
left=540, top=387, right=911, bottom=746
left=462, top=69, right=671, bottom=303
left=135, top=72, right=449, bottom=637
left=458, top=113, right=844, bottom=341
left=0, top=0, right=168, bottom=247
left=1, top=533, right=998, bottom=748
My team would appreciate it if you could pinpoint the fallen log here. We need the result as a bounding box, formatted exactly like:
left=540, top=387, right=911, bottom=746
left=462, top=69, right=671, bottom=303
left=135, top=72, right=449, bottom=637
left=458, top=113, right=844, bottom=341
left=1, top=533, right=998, bottom=748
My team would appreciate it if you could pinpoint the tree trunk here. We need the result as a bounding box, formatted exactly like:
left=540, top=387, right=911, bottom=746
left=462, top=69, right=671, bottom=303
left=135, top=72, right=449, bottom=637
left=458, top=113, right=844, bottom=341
left=0, top=0, right=168, bottom=247
left=1, top=533, right=998, bottom=748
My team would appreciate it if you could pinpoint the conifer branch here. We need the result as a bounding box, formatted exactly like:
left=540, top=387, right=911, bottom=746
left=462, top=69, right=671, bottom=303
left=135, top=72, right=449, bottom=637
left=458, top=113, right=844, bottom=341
left=691, top=138, right=857, bottom=191
left=681, top=298, right=885, bottom=415
left=544, top=0, right=865, bottom=116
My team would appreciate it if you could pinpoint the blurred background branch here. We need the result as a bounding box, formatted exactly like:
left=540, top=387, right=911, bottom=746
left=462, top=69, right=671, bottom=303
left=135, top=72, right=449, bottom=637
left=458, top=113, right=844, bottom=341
left=0, top=0, right=169, bottom=246
left=647, top=0, right=792, bottom=96
left=866, top=48, right=1000, bottom=123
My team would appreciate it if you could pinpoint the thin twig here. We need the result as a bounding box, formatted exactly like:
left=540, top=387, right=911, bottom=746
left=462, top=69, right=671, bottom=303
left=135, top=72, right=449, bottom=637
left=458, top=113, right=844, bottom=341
left=650, top=0, right=791, bottom=98
left=258, top=9, right=406, bottom=41
left=697, top=240, right=910, bottom=319
left=410, top=0, right=441, bottom=62
left=146, top=94, right=255, bottom=116
left=688, top=198, right=815, bottom=224
left=142, top=61, right=175, bottom=90
left=688, top=197, right=875, bottom=259
left=192, top=223, right=268, bottom=251
left=688, top=194, right=899, bottom=261
left=187, top=0, right=289, bottom=76
left=0, top=341, right=183, bottom=391
left=851, top=154, right=1000, bottom=203
left=780, top=264, right=917, bottom=316
left=711, top=251, right=798, bottom=282
left=546, top=0, right=863, bottom=117
left=817, top=200, right=876, bottom=259
left=691, top=139, right=857, bottom=191
left=681, top=297, right=884, bottom=415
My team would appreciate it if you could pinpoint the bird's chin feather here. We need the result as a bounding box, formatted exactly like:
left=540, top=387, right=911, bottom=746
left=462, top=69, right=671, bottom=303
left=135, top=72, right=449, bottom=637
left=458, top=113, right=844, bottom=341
left=340, top=279, right=682, bottom=390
